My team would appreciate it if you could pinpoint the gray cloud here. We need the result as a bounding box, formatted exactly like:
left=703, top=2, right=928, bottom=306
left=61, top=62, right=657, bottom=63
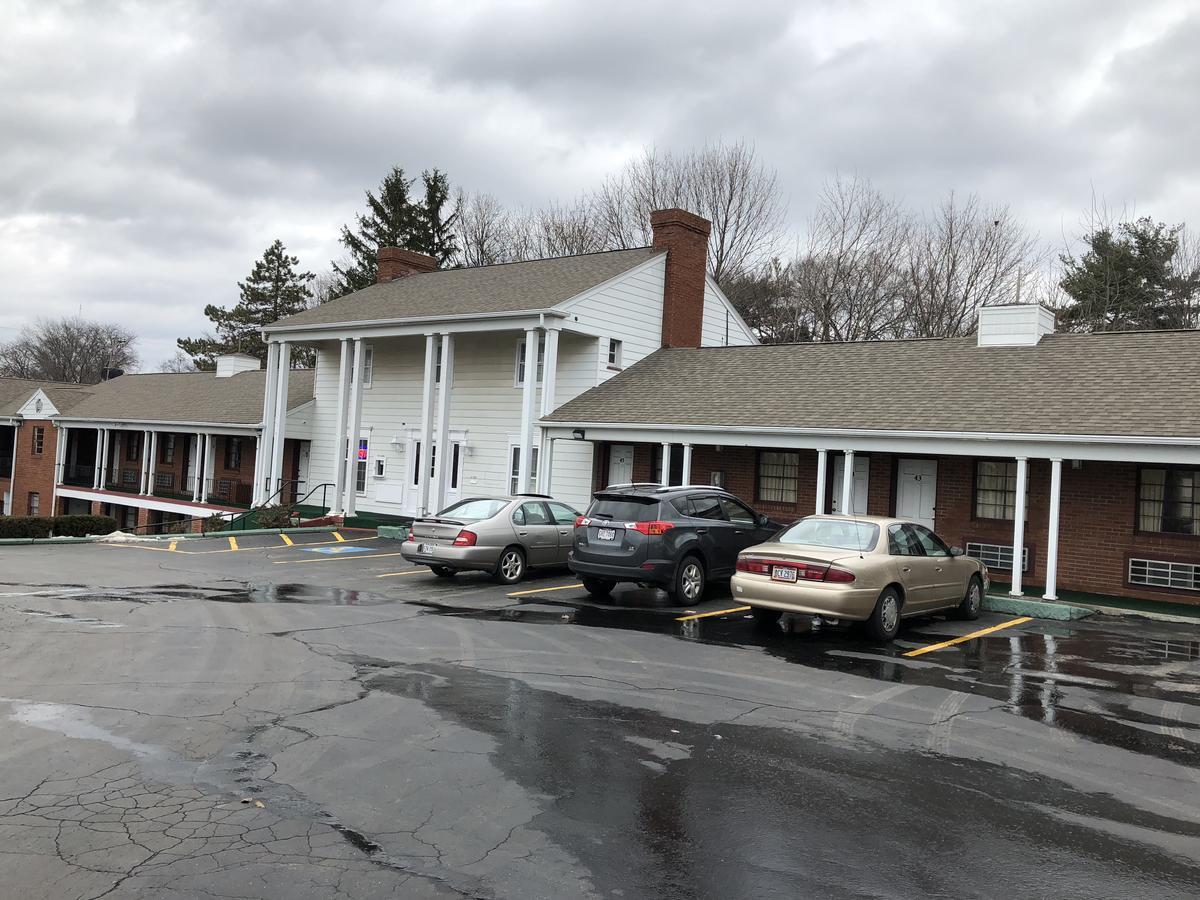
left=1, top=0, right=1196, bottom=365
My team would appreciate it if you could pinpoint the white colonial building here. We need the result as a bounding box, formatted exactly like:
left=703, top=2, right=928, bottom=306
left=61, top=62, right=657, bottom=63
left=258, top=208, right=755, bottom=518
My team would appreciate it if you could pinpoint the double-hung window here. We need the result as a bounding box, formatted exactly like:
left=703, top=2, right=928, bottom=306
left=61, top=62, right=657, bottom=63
left=160, top=434, right=175, bottom=465
left=509, top=445, right=539, bottom=495
left=31, top=426, right=45, bottom=456
left=515, top=338, right=545, bottom=387
left=757, top=451, right=800, bottom=504
left=224, top=437, right=242, bottom=470
left=355, top=439, right=369, bottom=494
left=1138, top=468, right=1200, bottom=535
left=974, top=460, right=1025, bottom=520
left=607, top=339, right=623, bottom=369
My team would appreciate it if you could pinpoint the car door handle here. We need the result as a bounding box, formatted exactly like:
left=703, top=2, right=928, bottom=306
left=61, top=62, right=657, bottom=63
left=518, top=530, right=528, bottom=536
left=558, top=529, right=569, bottom=536
left=901, top=566, right=911, bottom=573
left=696, top=528, right=708, bottom=534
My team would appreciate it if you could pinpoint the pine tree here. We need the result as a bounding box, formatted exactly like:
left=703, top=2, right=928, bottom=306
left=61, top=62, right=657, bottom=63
left=178, top=240, right=315, bottom=369
left=330, top=166, right=460, bottom=297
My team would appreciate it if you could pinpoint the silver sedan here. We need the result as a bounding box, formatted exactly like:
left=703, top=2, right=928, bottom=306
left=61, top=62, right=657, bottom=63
left=400, top=495, right=582, bottom=584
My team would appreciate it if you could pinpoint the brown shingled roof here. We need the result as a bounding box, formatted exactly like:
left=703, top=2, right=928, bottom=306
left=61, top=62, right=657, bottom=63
left=269, top=247, right=661, bottom=330
left=59, top=369, right=315, bottom=426
left=0, top=377, right=93, bottom=417
left=544, top=330, right=1200, bottom=439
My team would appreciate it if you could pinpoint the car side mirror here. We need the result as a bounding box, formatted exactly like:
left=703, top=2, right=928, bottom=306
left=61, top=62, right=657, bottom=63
left=949, top=546, right=964, bottom=557
left=757, top=514, right=770, bottom=527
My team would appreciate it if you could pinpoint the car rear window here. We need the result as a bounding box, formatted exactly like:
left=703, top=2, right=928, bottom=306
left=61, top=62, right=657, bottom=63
left=436, top=498, right=509, bottom=521
left=777, top=518, right=879, bottom=551
left=588, top=497, right=660, bottom=522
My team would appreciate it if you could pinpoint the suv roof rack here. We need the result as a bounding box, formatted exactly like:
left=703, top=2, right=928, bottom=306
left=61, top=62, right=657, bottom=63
left=601, top=482, right=665, bottom=491
left=653, top=484, right=728, bottom=493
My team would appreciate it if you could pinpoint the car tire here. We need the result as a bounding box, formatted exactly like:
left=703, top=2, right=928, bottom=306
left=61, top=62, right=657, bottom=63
left=866, top=587, right=903, bottom=642
left=669, top=555, right=706, bottom=604
left=751, top=606, right=781, bottom=630
left=430, top=565, right=456, bottom=578
left=952, top=576, right=983, bottom=620
left=493, top=546, right=526, bottom=585
left=581, top=577, right=615, bottom=598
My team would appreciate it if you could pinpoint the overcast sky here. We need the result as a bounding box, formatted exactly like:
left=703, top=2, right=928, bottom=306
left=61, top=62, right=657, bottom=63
left=2, top=0, right=1197, bottom=368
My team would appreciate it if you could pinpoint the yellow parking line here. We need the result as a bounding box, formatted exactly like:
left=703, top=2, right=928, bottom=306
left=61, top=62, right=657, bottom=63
left=903, top=616, right=1033, bottom=658
left=228, top=536, right=238, bottom=551
left=675, top=605, right=751, bottom=622
left=333, top=531, right=345, bottom=542
left=279, top=533, right=294, bottom=546
left=272, top=551, right=409, bottom=565
left=167, top=541, right=177, bottom=552
left=377, top=569, right=426, bottom=578
left=507, top=583, right=584, bottom=598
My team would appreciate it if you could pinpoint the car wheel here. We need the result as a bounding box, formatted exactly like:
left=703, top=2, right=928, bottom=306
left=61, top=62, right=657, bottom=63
left=581, top=577, right=615, bottom=598
left=670, top=555, right=706, bottom=604
left=751, top=606, right=781, bottom=630
left=430, top=565, right=456, bottom=578
left=866, top=587, right=903, bottom=642
left=493, top=546, right=526, bottom=585
left=953, top=576, right=983, bottom=620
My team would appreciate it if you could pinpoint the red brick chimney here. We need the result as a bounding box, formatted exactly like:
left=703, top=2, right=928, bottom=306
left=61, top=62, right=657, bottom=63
left=650, top=208, right=711, bottom=348
left=377, top=247, right=438, bottom=283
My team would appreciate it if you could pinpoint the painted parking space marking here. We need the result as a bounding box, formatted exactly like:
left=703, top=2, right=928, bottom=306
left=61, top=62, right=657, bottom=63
left=675, top=605, right=752, bottom=622
left=302, top=545, right=375, bottom=555
left=167, top=541, right=177, bottom=552
left=507, top=583, right=584, bottom=598
left=333, top=531, right=346, bottom=542
left=228, top=536, right=238, bottom=551
left=377, top=569, right=427, bottom=578
left=272, top=551, right=409, bottom=565
left=903, top=616, right=1033, bottom=658
left=279, top=533, right=294, bottom=546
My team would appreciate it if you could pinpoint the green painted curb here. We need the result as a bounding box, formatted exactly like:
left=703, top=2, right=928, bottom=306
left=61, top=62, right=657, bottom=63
left=377, top=525, right=410, bottom=540
left=0, top=525, right=335, bottom=546
left=983, top=593, right=1094, bottom=620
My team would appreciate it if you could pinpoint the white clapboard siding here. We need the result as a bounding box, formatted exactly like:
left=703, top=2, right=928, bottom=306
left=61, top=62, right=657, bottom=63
left=701, top=276, right=758, bottom=347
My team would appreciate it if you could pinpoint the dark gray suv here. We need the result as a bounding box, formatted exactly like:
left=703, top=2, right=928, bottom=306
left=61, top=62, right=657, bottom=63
left=568, top=484, right=784, bottom=603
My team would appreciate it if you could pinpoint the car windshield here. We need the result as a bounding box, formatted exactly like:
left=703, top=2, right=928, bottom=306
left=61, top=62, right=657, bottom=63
left=777, top=518, right=879, bottom=551
left=435, top=498, right=509, bottom=521
left=588, top=497, right=659, bottom=522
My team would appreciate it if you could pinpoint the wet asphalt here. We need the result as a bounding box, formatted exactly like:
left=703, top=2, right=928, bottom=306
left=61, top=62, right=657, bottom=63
left=0, top=531, right=1198, bottom=899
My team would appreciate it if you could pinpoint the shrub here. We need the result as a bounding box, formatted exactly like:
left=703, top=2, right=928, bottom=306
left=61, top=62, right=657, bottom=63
left=0, top=515, right=117, bottom=539
left=202, top=513, right=228, bottom=534
left=254, top=504, right=297, bottom=529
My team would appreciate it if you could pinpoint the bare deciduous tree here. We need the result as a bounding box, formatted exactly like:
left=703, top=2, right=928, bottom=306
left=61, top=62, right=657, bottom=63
left=453, top=191, right=518, bottom=267
left=901, top=193, right=1043, bottom=337
left=158, top=351, right=198, bottom=373
left=0, top=317, right=139, bottom=383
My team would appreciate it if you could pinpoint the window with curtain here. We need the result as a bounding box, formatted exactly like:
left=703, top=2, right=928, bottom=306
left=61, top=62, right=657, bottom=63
left=975, top=460, right=1021, bottom=520
left=757, top=451, right=800, bottom=504
left=1139, top=468, right=1199, bottom=535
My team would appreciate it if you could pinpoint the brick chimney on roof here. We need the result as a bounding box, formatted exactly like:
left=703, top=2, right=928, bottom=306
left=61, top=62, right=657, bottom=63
left=377, top=247, right=438, bottom=283
left=650, top=208, right=711, bottom=348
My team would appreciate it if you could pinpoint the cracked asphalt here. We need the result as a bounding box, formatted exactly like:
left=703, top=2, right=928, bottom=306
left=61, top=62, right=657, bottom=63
left=1, top=531, right=1199, bottom=899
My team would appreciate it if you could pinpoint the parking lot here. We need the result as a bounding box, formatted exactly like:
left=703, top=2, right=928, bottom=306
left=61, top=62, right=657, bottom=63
left=2, top=530, right=1200, bottom=898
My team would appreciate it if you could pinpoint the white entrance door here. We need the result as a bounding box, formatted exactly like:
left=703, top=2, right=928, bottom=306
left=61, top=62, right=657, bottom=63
left=895, top=458, right=937, bottom=530
left=831, top=456, right=869, bottom=515
left=608, top=444, right=634, bottom=487
left=401, top=438, right=464, bottom=515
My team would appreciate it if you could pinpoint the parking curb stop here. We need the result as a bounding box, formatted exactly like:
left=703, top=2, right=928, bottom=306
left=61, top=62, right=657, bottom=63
left=983, top=594, right=1094, bottom=621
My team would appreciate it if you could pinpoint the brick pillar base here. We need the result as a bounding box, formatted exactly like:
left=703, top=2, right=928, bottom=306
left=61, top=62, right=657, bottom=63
left=190, top=517, right=205, bottom=534
left=136, top=506, right=152, bottom=530
left=90, top=501, right=103, bottom=516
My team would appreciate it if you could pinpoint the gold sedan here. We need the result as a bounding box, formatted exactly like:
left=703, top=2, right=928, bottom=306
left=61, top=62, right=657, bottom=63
left=731, top=515, right=989, bottom=641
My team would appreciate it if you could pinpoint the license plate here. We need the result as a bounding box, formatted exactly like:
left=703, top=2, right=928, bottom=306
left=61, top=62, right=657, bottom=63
left=597, top=528, right=617, bottom=542
left=772, top=566, right=798, bottom=583
left=418, top=543, right=433, bottom=554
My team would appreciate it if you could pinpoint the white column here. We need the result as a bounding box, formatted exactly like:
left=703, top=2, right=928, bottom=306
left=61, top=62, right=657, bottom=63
left=250, top=430, right=265, bottom=506
left=517, top=328, right=540, bottom=493
left=92, top=428, right=103, bottom=488
left=1043, top=458, right=1062, bottom=601
left=681, top=443, right=693, bottom=486
left=537, top=431, right=555, bottom=494
left=329, top=338, right=352, bottom=516
left=138, top=430, right=150, bottom=495
left=192, top=434, right=203, bottom=501
left=660, top=442, right=672, bottom=486
left=6, top=426, right=17, bottom=514
left=539, top=326, right=560, bottom=417
left=417, top=334, right=437, bottom=515
left=839, top=449, right=855, bottom=515
left=258, top=342, right=279, bottom=502
left=815, top=449, right=828, bottom=514
left=200, top=433, right=213, bottom=503
left=269, top=342, right=292, bottom=500
left=1010, top=456, right=1028, bottom=597
left=431, top=333, right=455, bottom=513
left=52, top=425, right=68, bottom=515
left=98, top=428, right=111, bottom=489
left=341, top=339, right=365, bottom=517
left=146, top=431, right=158, bottom=496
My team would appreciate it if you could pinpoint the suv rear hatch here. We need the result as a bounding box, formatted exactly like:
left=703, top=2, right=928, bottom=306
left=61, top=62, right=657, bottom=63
left=576, top=494, right=663, bottom=564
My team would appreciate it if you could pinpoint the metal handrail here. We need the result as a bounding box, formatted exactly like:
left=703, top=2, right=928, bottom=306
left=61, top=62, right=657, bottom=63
left=121, top=482, right=336, bottom=536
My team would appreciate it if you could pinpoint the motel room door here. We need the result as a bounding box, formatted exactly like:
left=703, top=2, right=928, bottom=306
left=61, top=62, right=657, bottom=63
left=607, top=444, right=634, bottom=488
left=895, top=458, right=937, bottom=530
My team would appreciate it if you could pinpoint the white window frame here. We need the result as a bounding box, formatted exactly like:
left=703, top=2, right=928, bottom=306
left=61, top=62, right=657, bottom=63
left=508, top=442, right=539, bottom=495
left=607, top=338, right=623, bottom=370
left=372, top=456, right=386, bottom=479
left=514, top=337, right=546, bottom=388
left=355, top=438, right=369, bottom=495
left=362, top=345, right=374, bottom=388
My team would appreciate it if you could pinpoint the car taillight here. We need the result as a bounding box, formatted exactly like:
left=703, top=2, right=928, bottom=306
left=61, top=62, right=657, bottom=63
left=453, top=530, right=477, bottom=547
left=736, top=557, right=772, bottom=575
left=575, top=516, right=591, bottom=528
left=735, top=556, right=856, bottom=583
left=824, top=566, right=856, bottom=583
left=627, top=520, right=674, bottom=536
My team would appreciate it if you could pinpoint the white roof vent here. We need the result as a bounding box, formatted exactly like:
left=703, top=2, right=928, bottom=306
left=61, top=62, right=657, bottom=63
left=976, top=304, right=1056, bottom=347
left=214, top=353, right=262, bottom=377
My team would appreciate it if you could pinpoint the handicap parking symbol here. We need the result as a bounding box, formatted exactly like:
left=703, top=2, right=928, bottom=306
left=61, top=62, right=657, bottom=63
left=304, top=545, right=374, bottom=555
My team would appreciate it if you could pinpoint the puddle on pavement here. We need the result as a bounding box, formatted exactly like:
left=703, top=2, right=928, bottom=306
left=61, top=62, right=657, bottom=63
left=2, top=698, right=162, bottom=757
left=359, top=660, right=1200, bottom=900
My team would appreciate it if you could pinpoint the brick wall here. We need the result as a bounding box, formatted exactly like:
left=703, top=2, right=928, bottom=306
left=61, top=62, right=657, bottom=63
left=10, top=420, right=58, bottom=515
left=591, top=441, right=1200, bottom=606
